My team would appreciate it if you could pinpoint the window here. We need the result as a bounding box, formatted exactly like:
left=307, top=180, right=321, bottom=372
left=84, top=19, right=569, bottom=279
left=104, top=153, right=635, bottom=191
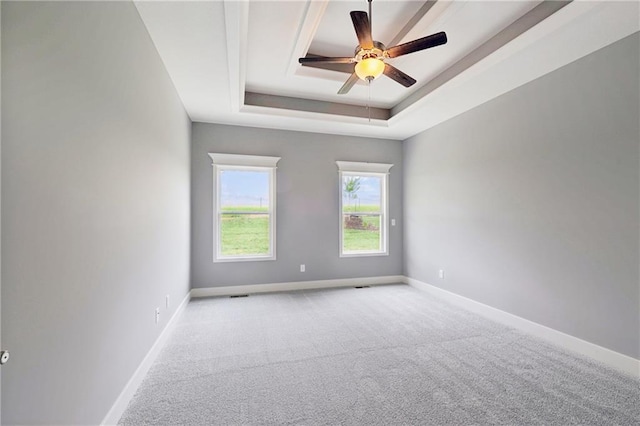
left=209, top=153, right=280, bottom=262
left=337, top=161, right=393, bottom=257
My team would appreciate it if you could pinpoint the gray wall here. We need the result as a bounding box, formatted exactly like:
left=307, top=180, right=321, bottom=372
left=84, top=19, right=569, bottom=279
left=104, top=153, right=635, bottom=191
left=192, top=123, right=403, bottom=288
left=2, top=2, right=191, bottom=424
left=403, top=33, right=639, bottom=358
left=0, top=5, right=3, bottom=423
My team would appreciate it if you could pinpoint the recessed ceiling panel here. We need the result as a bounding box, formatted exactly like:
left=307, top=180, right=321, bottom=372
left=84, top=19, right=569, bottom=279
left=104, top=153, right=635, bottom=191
left=136, top=0, right=639, bottom=140
left=245, top=0, right=543, bottom=109
left=309, top=1, right=426, bottom=56
left=390, top=1, right=541, bottom=92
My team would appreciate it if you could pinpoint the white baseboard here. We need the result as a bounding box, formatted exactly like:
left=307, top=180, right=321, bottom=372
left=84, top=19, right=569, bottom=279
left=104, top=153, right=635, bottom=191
left=101, top=292, right=191, bottom=425
left=190, top=275, right=405, bottom=298
left=405, top=276, right=640, bottom=378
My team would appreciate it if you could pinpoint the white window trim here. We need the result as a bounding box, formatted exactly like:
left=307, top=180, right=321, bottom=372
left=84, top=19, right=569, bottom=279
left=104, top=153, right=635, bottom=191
left=337, top=161, right=393, bottom=258
left=209, top=153, right=280, bottom=263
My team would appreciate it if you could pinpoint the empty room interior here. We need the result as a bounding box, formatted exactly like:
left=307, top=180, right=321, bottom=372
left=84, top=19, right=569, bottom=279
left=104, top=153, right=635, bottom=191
left=1, top=0, right=639, bottom=424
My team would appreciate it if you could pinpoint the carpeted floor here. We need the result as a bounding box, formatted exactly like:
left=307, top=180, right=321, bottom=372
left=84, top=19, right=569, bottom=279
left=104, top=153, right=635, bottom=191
left=119, top=284, right=639, bottom=425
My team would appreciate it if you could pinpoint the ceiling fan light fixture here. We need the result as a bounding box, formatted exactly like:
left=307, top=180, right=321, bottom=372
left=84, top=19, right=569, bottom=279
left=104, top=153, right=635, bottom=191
left=355, top=57, right=385, bottom=81
left=297, top=2, right=448, bottom=94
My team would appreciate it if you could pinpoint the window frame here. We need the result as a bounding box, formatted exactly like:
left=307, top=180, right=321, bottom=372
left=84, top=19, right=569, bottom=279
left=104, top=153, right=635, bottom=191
left=337, top=161, right=393, bottom=258
left=209, top=153, right=280, bottom=263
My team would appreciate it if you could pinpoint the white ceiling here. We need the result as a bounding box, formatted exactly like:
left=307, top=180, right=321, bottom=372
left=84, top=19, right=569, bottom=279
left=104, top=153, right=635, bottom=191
left=134, top=0, right=639, bottom=140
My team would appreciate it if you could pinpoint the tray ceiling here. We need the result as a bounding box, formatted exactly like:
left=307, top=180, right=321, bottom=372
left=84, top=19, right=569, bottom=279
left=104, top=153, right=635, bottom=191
left=134, top=0, right=639, bottom=140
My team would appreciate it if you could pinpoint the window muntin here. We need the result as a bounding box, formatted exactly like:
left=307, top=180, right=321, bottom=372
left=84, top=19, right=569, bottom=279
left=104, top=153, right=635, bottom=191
left=209, top=154, right=280, bottom=262
left=337, top=161, right=392, bottom=257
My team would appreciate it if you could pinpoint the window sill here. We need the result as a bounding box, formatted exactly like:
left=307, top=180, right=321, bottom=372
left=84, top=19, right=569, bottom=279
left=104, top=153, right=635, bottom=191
left=214, top=255, right=276, bottom=263
left=340, top=252, right=389, bottom=258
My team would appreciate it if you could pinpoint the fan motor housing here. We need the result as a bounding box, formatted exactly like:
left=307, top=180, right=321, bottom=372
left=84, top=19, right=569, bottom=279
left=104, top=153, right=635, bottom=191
left=355, top=41, right=387, bottom=62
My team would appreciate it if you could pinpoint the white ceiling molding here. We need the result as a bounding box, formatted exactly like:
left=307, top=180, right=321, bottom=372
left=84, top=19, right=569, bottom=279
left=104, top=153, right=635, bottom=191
left=392, top=0, right=463, bottom=49
left=240, top=103, right=389, bottom=129
left=286, top=0, right=330, bottom=78
left=392, top=0, right=572, bottom=117
left=244, top=92, right=390, bottom=120
left=387, top=0, right=440, bottom=47
left=224, top=0, right=250, bottom=112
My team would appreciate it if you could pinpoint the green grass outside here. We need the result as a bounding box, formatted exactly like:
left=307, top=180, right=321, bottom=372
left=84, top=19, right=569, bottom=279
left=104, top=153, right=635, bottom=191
left=220, top=214, right=269, bottom=256
left=343, top=215, right=381, bottom=252
left=219, top=206, right=382, bottom=255
left=221, top=206, right=269, bottom=213
left=342, top=203, right=380, bottom=213
left=343, top=228, right=380, bottom=251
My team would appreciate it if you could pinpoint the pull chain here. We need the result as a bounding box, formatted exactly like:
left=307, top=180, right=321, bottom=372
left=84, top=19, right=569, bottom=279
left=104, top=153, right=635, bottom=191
left=367, top=78, right=371, bottom=122
left=368, top=0, right=373, bottom=123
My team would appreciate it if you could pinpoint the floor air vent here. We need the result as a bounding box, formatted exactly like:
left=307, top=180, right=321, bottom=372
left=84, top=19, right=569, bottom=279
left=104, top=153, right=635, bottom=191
left=354, top=286, right=370, bottom=289
left=230, top=294, right=249, bottom=298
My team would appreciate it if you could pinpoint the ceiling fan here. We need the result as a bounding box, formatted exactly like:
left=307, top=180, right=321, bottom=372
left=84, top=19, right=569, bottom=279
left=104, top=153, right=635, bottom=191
left=298, top=0, right=447, bottom=95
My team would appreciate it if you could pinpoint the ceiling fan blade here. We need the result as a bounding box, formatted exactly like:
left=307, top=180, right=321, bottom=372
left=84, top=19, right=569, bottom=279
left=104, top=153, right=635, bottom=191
left=338, top=73, right=359, bottom=95
left=385, top=31, right=447, bottom=58
left=299, top=56, right=354, bottom=64
left=301, top=60, right=355, bottom=75
left=383, top=63, right=416, bottom=87
left=350, top=11, right=373, bottom=50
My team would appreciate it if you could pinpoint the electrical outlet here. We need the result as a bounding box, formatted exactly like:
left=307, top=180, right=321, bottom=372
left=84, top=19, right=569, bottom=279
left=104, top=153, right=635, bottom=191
left=439, top=269, right=445, bottom=279
left=300, top=264, right=306, bottom=272
left=155, top=307, right=160, bottom=324
left=166, top=294, right=170, bottom=309
left=391, top=219, right=396, bottom=226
